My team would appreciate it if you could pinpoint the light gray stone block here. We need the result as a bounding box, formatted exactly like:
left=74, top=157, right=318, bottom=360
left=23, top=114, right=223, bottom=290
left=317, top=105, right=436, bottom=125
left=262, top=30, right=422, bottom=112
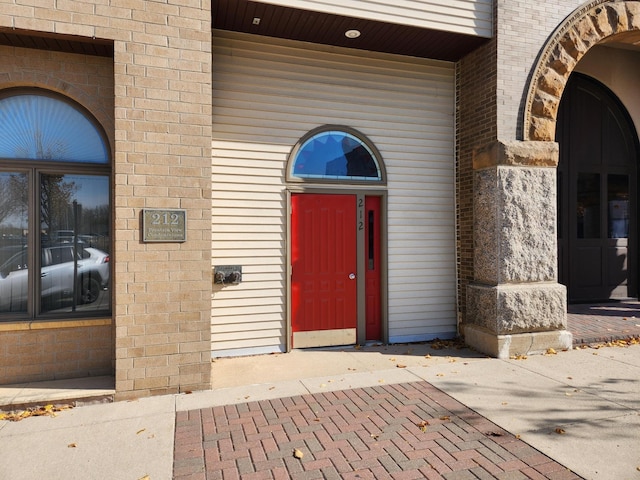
left=467, top=282, right=567, bottom=334
left=474, top=166, right=557, bottom=284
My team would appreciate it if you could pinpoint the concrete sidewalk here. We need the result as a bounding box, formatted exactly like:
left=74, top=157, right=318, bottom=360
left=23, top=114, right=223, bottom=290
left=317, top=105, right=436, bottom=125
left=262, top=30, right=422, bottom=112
left=0, top=342, right=638, bottom=479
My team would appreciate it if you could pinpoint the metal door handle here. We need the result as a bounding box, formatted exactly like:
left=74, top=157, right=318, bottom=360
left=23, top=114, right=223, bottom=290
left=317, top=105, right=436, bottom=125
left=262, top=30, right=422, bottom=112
left=348, top=273, right=356, bottom=280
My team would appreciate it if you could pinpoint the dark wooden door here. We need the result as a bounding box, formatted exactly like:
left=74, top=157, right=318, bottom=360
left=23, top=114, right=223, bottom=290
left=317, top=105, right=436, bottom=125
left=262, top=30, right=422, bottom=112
left=557, top=74, right=638, bottom=301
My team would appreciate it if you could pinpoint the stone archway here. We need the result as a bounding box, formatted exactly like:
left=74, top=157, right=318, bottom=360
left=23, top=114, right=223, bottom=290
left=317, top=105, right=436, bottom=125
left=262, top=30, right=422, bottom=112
left=524, top=0, right=640, bottom=142
left=464, top=1, right=640, bottom=359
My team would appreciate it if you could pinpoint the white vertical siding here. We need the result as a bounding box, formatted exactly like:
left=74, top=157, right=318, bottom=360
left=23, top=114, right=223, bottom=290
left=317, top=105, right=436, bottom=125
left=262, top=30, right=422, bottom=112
left=211, top=31, right=456, bottom=356
left=253, top=0, right=492, bottom=37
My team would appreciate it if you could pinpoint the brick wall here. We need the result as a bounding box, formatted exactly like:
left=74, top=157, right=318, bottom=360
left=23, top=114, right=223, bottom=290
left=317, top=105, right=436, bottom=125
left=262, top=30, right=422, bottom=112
left=0, top=44, right=114, bottom=147
left=456, top=37, right=497, bottom=324
left=0, top=1, right=212, bottom=398
left=0, top=323, right=113, bottom=384
left=495, top=0, right=583, bottom=140
left=110, top=2, right=212, bottom=400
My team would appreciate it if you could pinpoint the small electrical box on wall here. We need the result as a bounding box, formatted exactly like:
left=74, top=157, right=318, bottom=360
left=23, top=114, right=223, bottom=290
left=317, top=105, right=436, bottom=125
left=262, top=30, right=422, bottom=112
left=214, top=265, right=242, bottom=285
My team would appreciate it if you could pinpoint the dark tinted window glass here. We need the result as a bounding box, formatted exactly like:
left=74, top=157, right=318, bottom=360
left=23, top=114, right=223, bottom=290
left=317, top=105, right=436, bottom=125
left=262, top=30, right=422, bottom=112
left=40, top=174, right=110, bottom=314
left=577, top=173, right=600, bottom=239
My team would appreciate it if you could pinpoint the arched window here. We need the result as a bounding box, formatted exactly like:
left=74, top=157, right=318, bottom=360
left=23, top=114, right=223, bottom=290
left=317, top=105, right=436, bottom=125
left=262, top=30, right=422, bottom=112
left=288, top=127, right=385, bottom=183
left=0, top=89, right=111, bottom=319
left=0, top=94, right=108, bottom=163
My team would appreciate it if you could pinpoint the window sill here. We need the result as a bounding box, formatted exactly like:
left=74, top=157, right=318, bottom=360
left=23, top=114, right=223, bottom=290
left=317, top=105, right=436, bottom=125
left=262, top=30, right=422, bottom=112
left=0, top=318, right=113, bottom=332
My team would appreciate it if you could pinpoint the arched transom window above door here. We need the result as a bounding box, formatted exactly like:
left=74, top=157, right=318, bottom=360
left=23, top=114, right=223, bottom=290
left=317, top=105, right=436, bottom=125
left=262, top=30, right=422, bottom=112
left=288, top=127, right=385, bottom=184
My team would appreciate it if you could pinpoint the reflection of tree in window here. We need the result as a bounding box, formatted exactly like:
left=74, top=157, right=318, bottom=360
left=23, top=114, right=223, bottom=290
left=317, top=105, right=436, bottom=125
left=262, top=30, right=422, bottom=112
left=342, top=136, right=377, bottom=177
left=15, top=128, right=68, bottom=160
left=0, top=174, right=27, bottom=225
left=40, top=175, right=78, bottom=237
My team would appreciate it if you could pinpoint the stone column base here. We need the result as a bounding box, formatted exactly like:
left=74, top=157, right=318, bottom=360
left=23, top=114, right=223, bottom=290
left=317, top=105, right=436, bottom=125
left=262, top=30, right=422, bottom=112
left=462, top=324, right=573, bottom=359
left=465, top=282, right=570, bottom=357
left=467, top=282, right=567, bottom=333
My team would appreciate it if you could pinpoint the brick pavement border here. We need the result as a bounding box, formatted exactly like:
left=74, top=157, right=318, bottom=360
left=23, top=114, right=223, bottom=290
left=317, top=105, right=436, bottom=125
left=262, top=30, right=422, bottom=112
left=173, top=381, right=582, bottom=479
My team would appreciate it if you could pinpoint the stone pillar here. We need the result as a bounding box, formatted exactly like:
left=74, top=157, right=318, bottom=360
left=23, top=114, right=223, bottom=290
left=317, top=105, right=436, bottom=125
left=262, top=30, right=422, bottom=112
left=464, top=140, right=572, bottom=358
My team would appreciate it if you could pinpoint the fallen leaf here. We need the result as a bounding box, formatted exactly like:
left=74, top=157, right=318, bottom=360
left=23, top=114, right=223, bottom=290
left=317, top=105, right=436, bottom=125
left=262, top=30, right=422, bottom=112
left=487, top=431, right=503, bottom=437
left=138, top=476, right=150, bottom=480
left=515, top=434, right=521, bottom=439
left=436, top=373, right=444, bottom=377
left=293, top=448, right=304, bottom=459
left=555, top=428, right=566, bottom=434
left=396, top=364, right=406, bottom=369
left=269, top=387, right=275, bottom=390
left=0, top=404, right=73, bottom=422
left=370, top=434, right=379, bottom=440
left=67, top=443, right=77, bottom=448
left=546, top=348, right=557, bottom=355
left=424, top=354, right=431, bottom=359
left=440, top=416, right=450, bottom=421
left=416, top=420, right=429, bottom=432
left=137, top=429, right=146, bottom=435
left=510, top=354, right=528, bottom=360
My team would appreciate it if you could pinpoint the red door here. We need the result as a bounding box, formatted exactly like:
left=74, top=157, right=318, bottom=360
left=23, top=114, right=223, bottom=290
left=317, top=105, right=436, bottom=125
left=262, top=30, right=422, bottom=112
left=291, top=194, right=357, bottom=348
left=365, top=196, right=382, bottom=340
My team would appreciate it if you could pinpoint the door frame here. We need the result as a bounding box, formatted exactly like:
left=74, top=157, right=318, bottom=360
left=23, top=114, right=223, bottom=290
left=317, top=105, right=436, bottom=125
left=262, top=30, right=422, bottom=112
left=286, top=186, right=388, bottom=351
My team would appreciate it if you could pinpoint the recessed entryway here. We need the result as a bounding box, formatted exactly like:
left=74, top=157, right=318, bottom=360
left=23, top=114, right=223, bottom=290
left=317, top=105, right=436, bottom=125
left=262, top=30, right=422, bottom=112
left=557, top=73, right=639, bottom=302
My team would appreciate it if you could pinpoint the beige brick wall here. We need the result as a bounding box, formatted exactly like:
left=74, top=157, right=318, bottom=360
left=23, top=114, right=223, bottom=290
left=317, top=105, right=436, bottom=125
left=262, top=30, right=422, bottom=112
left=0, top=1, right=213, bottom=398
left=0, top=322, right=113, bottom=384
left=0, top=44, right=114, bottom=148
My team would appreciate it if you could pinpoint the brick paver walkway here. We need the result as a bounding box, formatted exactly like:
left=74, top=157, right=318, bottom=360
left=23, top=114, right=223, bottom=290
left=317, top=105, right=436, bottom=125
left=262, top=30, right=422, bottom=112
left=569, top=301, right=640, bottom=345
left=174, top=381, right=581, bottom=479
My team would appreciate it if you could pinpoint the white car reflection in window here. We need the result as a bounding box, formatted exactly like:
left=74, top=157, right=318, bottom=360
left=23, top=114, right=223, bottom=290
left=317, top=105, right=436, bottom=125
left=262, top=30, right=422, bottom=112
left=0, top=245, right=109, bottom=312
